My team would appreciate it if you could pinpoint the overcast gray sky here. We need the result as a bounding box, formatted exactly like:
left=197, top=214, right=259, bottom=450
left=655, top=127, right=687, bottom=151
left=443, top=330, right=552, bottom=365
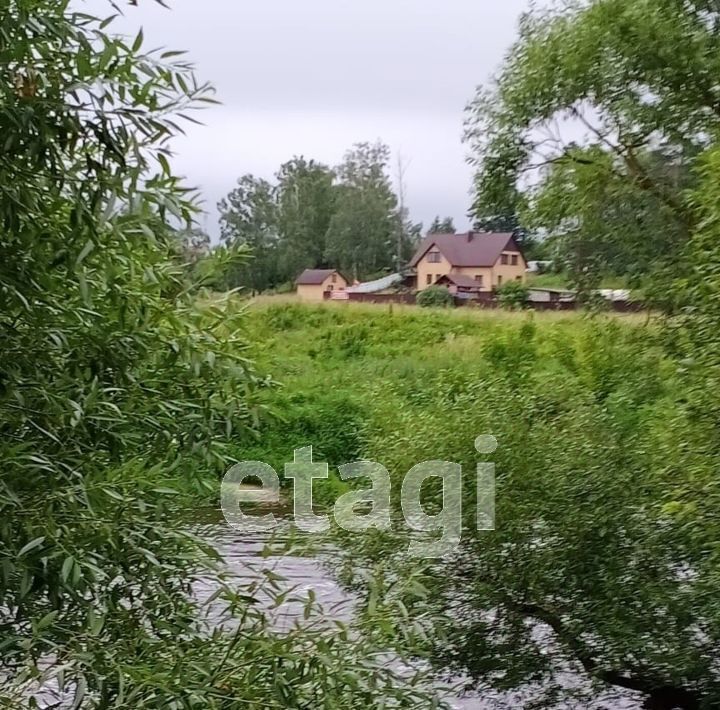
left=111, top=0, right=532, bottom=237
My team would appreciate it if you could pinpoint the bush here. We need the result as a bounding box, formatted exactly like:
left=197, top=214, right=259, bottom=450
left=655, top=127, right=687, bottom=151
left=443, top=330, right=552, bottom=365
left=416, top=285, right=454, bottom=308
left=496, top=280, right=529, bottom=309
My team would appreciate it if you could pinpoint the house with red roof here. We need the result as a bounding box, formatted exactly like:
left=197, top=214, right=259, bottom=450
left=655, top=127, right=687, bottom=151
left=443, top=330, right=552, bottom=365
left=410, top=231, right=527, bottom=293
left=295, top=268, right=349, bottom=302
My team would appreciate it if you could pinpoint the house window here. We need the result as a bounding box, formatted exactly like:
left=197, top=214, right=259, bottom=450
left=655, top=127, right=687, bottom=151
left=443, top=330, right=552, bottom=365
left=331, top=273, right=337, bottom=283
left=497, top=275, right=503, bottom=286
left=427, top=250, right=441, bottom=263
left=511, top=255, right=518, bottom=266
left=515, top=276, right=522, bottom=282
left=474, top=275, right=483, bottom=286
left=436, top=274, right=442, bottom=283
left=501, top=254, right=509, bottom=265
left=426, top=274, right=432, bottom=285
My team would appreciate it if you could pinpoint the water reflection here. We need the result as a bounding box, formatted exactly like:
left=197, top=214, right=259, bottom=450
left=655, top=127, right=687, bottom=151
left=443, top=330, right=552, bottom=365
left=198, top=512, right=643, bottom=710
left=194, top=522, right=354, bottom=631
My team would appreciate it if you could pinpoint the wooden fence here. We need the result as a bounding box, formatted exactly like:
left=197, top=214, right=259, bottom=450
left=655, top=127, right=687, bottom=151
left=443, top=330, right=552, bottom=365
left=328, top=292, right=417, bottom=305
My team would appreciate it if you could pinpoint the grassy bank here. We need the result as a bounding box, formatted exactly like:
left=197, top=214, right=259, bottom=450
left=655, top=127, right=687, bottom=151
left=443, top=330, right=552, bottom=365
left=233, top=300, right=661, bottom=487
left=229, top=300, right=720, bottom=708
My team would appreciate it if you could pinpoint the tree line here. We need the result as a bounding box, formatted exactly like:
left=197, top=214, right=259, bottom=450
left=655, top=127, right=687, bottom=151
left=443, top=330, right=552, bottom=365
left=216, top=143, right=427, bottom=291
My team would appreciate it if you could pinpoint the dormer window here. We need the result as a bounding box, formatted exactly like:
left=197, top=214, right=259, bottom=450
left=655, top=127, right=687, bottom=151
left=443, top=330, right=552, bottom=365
left=427, top=250, right=442, bottom=263
left=501, top=254, right=509, bottom=265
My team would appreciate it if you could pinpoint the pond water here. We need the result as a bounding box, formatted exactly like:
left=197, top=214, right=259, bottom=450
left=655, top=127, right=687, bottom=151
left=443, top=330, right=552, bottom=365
left=197, top=515, right=644, bottom=710
left=27, top=511, right=643, bottom=709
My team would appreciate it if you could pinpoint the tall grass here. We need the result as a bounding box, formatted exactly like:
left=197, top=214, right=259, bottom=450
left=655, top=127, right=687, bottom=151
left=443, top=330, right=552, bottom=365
left=233, top=301, right=659, bottom=477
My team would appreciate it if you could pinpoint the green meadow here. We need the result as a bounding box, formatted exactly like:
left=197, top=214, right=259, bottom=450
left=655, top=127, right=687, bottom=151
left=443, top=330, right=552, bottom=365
left=237, top=301, right=662, bottom=479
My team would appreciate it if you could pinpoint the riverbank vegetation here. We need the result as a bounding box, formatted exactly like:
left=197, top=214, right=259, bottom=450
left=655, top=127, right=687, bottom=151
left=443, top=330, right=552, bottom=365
left=0, top=2, right=443, bottom=707
left=5, top=0, right=720, bottom=708
left=239, top=301, right=720, bottom=709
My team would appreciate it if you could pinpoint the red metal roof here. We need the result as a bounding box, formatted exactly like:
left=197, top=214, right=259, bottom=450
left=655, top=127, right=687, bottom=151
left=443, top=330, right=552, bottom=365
left=295, top=269, right=344, bottom=285
left=410, top=232, right=521, bottom=268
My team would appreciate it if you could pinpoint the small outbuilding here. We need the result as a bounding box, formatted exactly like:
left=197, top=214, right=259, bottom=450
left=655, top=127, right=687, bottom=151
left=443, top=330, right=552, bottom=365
left=295, top=269, right=349, bottom=302
left=433, top=273, right=485, bottom=297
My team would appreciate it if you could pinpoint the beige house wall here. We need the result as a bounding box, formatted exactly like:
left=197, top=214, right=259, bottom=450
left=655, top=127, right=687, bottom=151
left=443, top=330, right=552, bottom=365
left=491, top=251, right=528, bottom=289
left=296, top=284, right=324, bottom=302
left=453, top=267, right=495, bottom=291
left=417, top=257, right=511, bottom=293
left=416, top=251, right=453, bottom=291
left=416, top=246, right=528, bottom=292
left=296, top=272, right=348, bottom=302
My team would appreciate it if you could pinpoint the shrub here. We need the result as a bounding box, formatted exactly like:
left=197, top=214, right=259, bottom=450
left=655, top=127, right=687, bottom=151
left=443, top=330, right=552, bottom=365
left=496, top=280, right=529, bottom=309
left=416, top=285, right=454, bottom=308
